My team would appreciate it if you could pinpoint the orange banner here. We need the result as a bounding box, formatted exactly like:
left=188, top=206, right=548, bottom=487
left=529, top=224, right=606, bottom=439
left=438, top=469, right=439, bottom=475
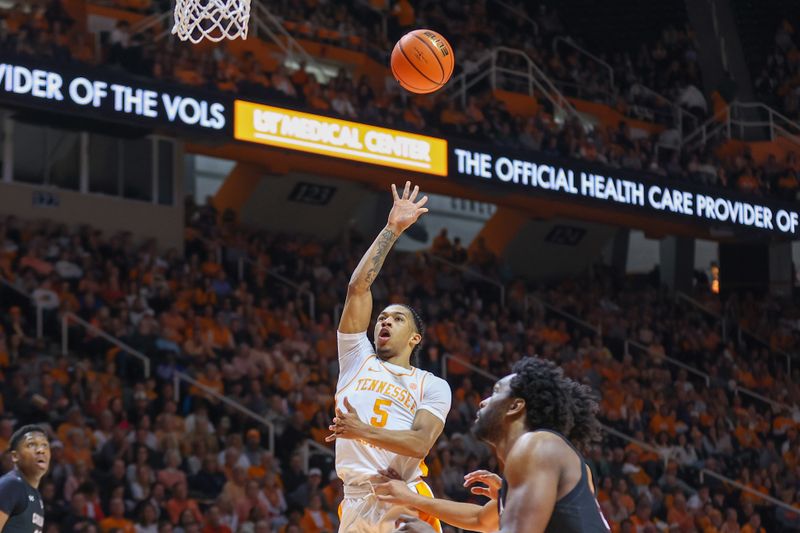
left=234, top=100, right=448, bottom=176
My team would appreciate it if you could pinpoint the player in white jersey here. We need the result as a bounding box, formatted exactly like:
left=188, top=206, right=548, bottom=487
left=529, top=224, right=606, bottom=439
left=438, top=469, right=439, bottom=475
left=326, top=181, right=452, bottom=533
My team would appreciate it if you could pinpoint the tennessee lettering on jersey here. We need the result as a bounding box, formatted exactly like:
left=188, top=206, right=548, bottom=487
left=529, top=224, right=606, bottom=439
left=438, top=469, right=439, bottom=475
left=354, top=378, right=417, bottom=414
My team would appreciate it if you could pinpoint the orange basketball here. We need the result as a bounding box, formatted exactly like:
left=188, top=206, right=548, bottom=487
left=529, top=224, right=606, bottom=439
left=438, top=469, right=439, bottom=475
left=390, top=29, right=455, bottom=94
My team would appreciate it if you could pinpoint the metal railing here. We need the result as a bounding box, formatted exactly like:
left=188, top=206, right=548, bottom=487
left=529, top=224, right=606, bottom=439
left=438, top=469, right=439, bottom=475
left=676, top=292, right=797, bottom=374
left=60, top=311, right=278, bottom=451
left=448, top=46, right=584, bottom=125
left=299, top=438, right=335, bottom=473
left=173, top=371, right=276, bottom=452
left=426, top=253, right=506, bottom=307
left=682, top=101, right=800, bottom=149
left=61, top=312, right=151, bottom=378
left=553, top=36, right=614, bottom=89
left=680, top=104, right=730, bottom=149
left=629, top=83, right=699, bottom=135
left=440, top=354, right=800, bottom=517
left=527, top=295, right=793, bottom=413
left=237, top=256, right=316, bottom=322
left=728, top=102, right=800, bottom=146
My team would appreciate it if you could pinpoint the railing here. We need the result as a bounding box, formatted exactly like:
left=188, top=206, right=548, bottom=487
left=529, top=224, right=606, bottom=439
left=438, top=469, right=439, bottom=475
left=682, top=101, right=800, bottom=149
left=128, top=9, right=171, bottom=38
left=728, top=102, right=800, bottom=146
left=676, top=292, right=797, bottom=374
left=527, top=295, right=793, bottom=413
left=599, top=424, right=670, bottom=469
left=448, top=47, right=584, bottom=125
left=440, top=354, right=800, bottom=518
left=629, top=84, right=699, bottom=135
left=173, top=371, right=276, bottom=452
left=61, top=312, right=151, bottom=378
left=0, top=276, right=43, bottom=340
left=553, top=36, right=614, bottom=89
left=60, top=311, right=278, bottom=452
left=299, top=438, right=335, bottom=473
left=237, top=256, right=316, bottom=322
left=680, top=104, right=731, bottom=149
left=699, top=469, right=800, bottom=518
left=426, top=253, right=506, bottom=307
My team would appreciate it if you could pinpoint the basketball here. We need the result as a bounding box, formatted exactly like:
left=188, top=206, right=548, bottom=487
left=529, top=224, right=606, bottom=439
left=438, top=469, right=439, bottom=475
left=390, top=29, right=455, bottom=94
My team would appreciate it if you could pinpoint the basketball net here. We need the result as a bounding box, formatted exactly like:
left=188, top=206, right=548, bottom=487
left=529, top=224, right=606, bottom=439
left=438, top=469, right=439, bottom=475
left=172, top=0, right=251, bottom=43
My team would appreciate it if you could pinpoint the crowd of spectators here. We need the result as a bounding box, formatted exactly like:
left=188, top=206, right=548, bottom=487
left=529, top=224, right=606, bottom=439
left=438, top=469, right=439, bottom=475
left=1, top=203, right=800, bottom=532
left=2, top=1, right=800, bottom=201
left=754, top=19, right=800, bottom=123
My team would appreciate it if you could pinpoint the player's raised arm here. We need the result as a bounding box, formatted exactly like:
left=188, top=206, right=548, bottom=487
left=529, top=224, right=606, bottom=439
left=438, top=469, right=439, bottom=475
left=338, top=181, right=428, bottom=334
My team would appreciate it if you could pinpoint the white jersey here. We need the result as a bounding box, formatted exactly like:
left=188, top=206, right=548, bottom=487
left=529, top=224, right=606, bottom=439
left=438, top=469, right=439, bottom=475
left=335, top=331, right=452, bottom=486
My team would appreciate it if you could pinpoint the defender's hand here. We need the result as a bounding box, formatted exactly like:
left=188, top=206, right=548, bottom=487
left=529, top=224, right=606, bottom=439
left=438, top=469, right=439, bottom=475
left=326, top=397, right=368, bottom=442
left=463, top=469, right=503, bottom=500
left=387, top=181, right=429, bottom=233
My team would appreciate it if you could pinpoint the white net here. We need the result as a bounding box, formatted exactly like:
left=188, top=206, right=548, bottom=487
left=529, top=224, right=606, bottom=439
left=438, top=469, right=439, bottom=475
left=172, top=0, right=251, bottom=43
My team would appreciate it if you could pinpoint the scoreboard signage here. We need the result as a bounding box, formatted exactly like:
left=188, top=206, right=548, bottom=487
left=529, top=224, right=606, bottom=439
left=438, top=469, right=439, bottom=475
left=450, top=144, right=800, bottom=237
left=233, top=100, right=448, bottom=176
left=0, top=55, right=231, bottom=136
left=1, top=54, right=796, bottom=237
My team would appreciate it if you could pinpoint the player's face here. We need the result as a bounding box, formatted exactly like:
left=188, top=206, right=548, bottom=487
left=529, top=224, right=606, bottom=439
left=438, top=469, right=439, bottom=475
left=374, top=305, right=420, bottom=359
left=13, top=432, right=51, bottom=478
left=473, top=374, right=515, bottom=444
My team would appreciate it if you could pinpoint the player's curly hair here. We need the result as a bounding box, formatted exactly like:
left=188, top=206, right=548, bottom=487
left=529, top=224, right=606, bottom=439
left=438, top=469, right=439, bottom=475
left=509, top=357, right=601, bottom=448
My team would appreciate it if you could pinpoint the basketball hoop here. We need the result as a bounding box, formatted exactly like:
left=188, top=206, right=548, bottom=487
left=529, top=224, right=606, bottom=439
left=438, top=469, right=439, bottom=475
left=172, top=0, right=251, bottom=43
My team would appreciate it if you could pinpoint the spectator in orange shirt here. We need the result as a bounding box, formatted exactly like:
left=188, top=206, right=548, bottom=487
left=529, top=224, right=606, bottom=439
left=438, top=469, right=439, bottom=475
left=166, top=481, right=203, bottom=525
left=649, top=404, right=677, bottom=437
left=629, top=499, right=656, bottom=531
left=666, top=493, right=693, bottom=531
left=719, top=508, right=741, bottom=533
left=100, top=497, right=135, bottom=533
left=298, top=493, right=334, bottom=533
left=740, top=513, right=765, bottom=533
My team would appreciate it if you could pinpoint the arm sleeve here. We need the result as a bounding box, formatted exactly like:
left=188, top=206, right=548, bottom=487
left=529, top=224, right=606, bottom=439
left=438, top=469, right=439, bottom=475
left=418, top=374, right=452, bottom=423
left=0, top=475, right=27, bottom=516
left=337, top=331, right=375, bottom=386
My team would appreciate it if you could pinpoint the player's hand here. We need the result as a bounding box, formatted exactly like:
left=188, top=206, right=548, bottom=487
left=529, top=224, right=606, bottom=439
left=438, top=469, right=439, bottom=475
left=387, top=181, right=429, bottom=233
left=374, top=478, right=415, bottom=505
left=326, top=397, right=368, bottom=442
left=463, top=469, right=502, bottom=500
left=394, top=515, right=437, bottom=533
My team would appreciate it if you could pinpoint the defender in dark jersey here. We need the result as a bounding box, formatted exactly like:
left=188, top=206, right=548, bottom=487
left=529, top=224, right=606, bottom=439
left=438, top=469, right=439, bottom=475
left=382, top=357, right=610, bottom=533
left=0, top=425, right=50, bottom=533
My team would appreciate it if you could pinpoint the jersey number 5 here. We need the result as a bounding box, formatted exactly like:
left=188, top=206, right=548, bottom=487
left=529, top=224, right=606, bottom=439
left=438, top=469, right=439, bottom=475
left=370, top=399, right=391, bottom=427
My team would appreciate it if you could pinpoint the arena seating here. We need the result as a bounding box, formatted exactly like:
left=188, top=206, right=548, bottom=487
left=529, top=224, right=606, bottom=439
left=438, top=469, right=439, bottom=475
left=2, top=1, right=799, bottom=200
left=1, top=207, right=799, bottom=532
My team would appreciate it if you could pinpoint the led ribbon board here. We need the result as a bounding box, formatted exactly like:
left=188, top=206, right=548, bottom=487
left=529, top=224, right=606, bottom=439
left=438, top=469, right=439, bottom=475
left=234, top=100, right=448, bottom=176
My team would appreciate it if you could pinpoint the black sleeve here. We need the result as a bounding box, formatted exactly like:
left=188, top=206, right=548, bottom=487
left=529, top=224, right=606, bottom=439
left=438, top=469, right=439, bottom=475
left=0, top=475, right=27, bottom=516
